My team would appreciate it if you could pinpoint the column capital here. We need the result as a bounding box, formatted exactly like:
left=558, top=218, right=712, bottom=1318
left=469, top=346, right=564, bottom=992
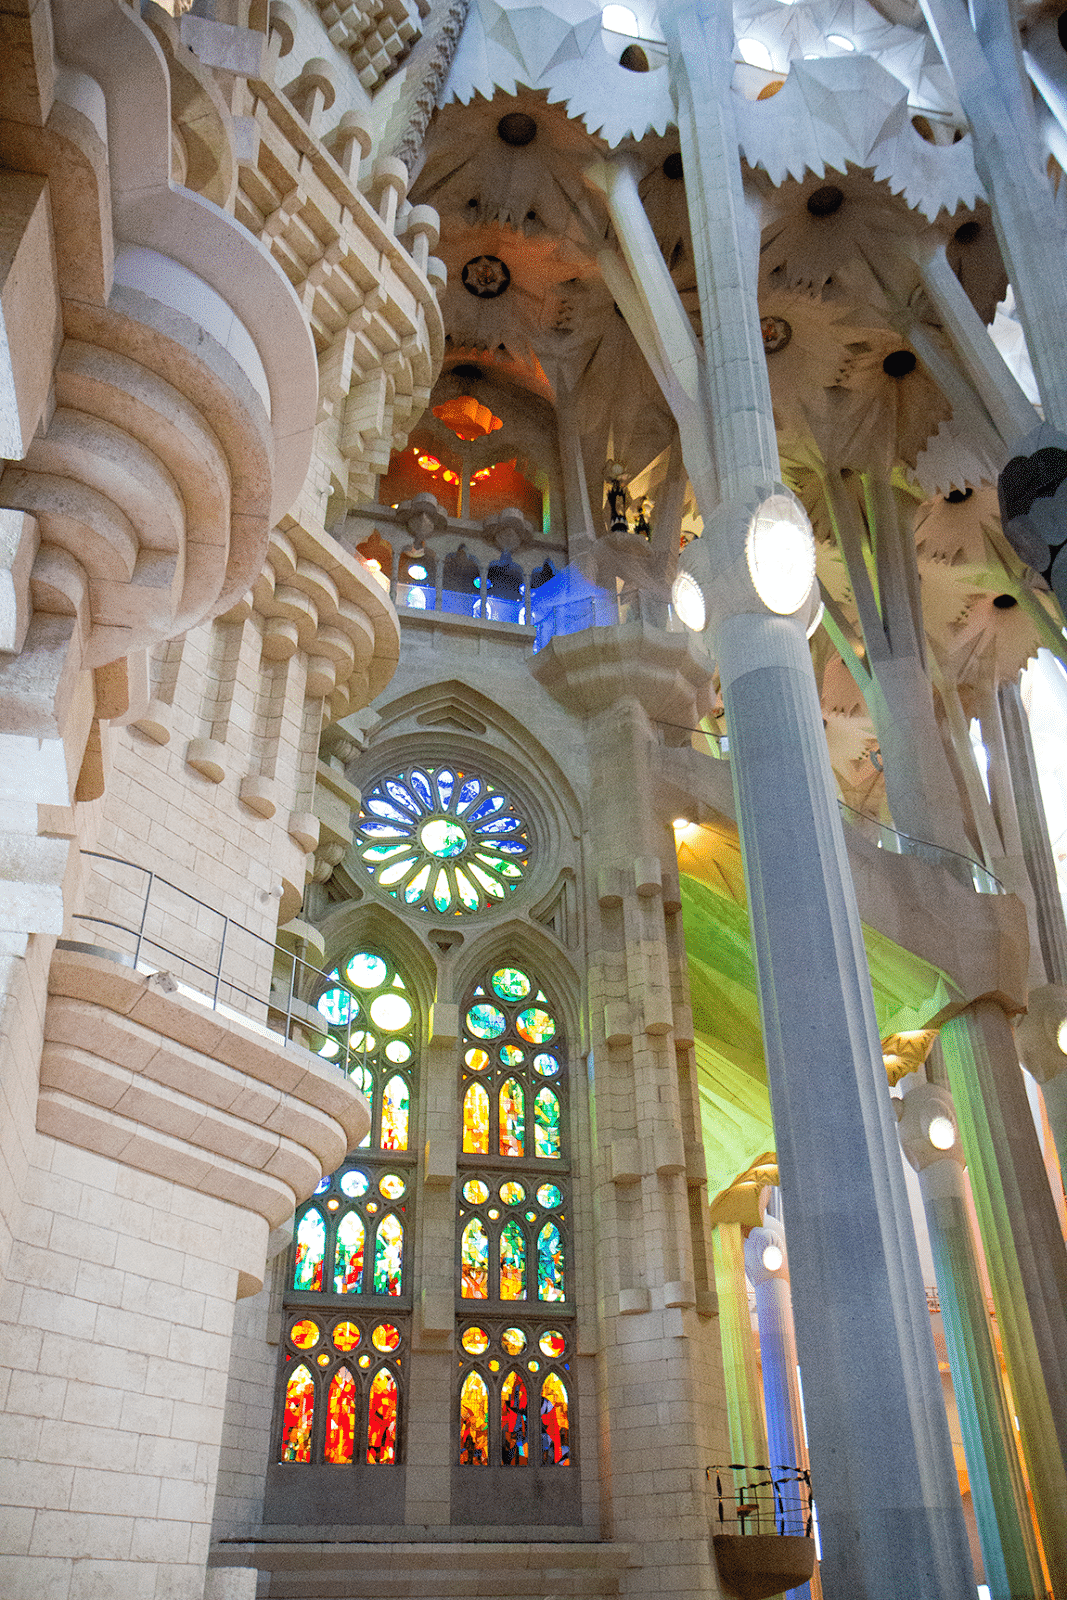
left=1015, top=981, right=1067, bottom=1085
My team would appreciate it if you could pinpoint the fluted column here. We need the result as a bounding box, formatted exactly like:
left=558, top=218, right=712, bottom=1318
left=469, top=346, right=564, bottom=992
left=897, top=1078, right=1043, bottom=1600
left=712, top=1220, right=769, bottom=1468
left=745, top=1219, right=815, bottom=1600
left=938, top=1002, right=1067, bottom=1595
left=999, top=680, right=1067, bottom=985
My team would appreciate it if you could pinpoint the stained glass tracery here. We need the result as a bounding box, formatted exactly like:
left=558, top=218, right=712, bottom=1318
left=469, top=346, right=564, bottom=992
left=356, top=767, right=530, bottom=915
left=457, top=960, right=575, bottom=1471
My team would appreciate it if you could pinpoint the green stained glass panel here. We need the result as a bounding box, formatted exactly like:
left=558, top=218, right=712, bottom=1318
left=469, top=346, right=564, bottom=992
left=499, top=1044, right=524, bottom=1067
left=467, top=1004, right=506, bottom=1039
left=433, top=869, right=452, bottom=911
left=373, top=1213, right=403, bottom=1295
left=536, top=1183, right=562, bottom=1209
left=534, top=1087, right=561, bottom=1159
left=317, top=987, right=354, bottom=1026
left=537, top=1222, right=565, bottom=1302
left=294, top=1209, right=325, bottom=1292
left=500, top=1219, right=526, bottom=1300
left=333, top=1211, right=364, bottom=1294
left=516, top=1008, right=555, bottom=1045
left=404, top=862, right=431, bottom=903
left=491, top=966, right=531, bottom=1001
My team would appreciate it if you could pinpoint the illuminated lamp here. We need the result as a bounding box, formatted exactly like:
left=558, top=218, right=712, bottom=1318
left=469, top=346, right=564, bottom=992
left=434, top=394, right=503, bottom=442
left=762, top=1243, right=784, bottom=1272
left=927, top=1116, right=956, bottom=1151
left=442, top=470, right=459, bottom=484
left=472, top=467, right=493, bottom=481
left=417, top=454, right=441, bottom=473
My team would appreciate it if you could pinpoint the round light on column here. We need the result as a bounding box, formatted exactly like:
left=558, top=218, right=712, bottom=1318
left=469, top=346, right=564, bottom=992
left=928, top=1115, right=956, bottom=1151
left=761, top=1243, right=784, bottom=1272
left=1056, top=1017, right=1067, bottom=1055
left=746, top=494, right=816, bottom=615
left=672, top=569, right=706, bottom=631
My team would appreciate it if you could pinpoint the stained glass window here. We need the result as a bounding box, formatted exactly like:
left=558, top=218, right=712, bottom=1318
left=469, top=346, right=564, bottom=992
left=463, top=1083, right=490, bottom=1154
left=278, top=1313, right=408, bottom=1467
left=325, top=1368, right=357, bottom=1464
left=460, top=1371, right=489, bottom=1464
left=280, top=943, right=416, bottom=1471
left=367, top=1368, right=399, bottom=1463
left=537, top=1223, right=565, bottom=1302
left=499, top=1220, right=526, bottom=1300
left=456, top=959, right=575, bottom=1471
left=310, top=949, right=416, bottom=1155
left=281, top=1364, right=314, bottom=1461
left=541, top=1374, right=570, bottom=1465
left=334, top=1212, right=365, bottom=1294
left=374, top=1213, right=404, bottom=1296
left=501, top=1371, right=529, bottom=1464
left=462, top=1218, right=489, bottom=1298
left=294, top=1210, right=325, bottom=1292
left=355, top=767, right=530, bottom=915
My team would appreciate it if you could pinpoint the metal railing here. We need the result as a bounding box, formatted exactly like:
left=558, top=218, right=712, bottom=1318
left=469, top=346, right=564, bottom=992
left=708, top=1462, right=815, bottom=1539
left=837, top=799, right=1004, bottom=894
left=60, top=852, right=346, bottom=1067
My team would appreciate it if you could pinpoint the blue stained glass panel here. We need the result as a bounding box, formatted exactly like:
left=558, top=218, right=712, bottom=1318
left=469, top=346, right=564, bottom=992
left=409, top=770, right=434, bottom=808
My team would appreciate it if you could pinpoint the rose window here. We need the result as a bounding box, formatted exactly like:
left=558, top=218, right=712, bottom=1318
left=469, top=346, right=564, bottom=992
left=355, top=767, right=530, bottom=915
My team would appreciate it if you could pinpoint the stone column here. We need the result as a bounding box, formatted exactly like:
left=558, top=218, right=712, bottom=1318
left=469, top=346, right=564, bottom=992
left=705, top=606, right=975, bottom=1600
left=938, top=1002, right=1067, bottom=1594
left=711, top=1218, right=768, bottom=1469
left=998, top=680, right=1067, bottom=986
left=897, top=1077, right=1043, bottom=1600
left=745, top=1219, right=815, bottom=1600
left=596, top=0, right=980, bottom=1590
left=1014, top=984, right=1067, bottom=1226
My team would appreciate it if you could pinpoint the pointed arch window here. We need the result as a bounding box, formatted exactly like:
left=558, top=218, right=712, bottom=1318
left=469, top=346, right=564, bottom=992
left=275, top=945, right=416, bottom=1478
left=456, top=959, right=576, bottom=1478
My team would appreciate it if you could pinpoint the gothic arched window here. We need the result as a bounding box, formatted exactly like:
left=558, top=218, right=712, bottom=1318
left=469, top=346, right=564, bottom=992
left=455, top=961, right=575, bottom=1483
left=272, top=946, right=415, bottom=1495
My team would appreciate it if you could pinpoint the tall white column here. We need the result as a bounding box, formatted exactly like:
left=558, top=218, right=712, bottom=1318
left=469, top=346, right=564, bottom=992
left=897, top=1079, right=1043, bottom=1600
left=710, top=609, right=975, bottom=1600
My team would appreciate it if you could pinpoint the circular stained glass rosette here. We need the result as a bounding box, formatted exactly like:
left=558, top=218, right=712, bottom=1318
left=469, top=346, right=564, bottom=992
left=290, top=1319, right=320, bottom=1349
left=467, top=1003, right=506, bottom=1039
left=462, top=1179, right=490, bottom=1204
left=461, top=1326, right=490, bottom=1355
left=539, top=1329, right=566, bottom=1358
left=533, top=1053, right=560, bottom=1077
left=536, top=1184, right=562, bottom=1208
left=499, top=1181, right=526, bottom=1205
left=340, top=1170, right=370, bottom=1199
left=372, top=1323, right=401, bottom=1352
left=333, top=1321, right=361, bottom=1351
left=491, top=966, right=531, bottom=1002
left=355, top=768, right=529, bottom=915
left=465, top=1047, right=490, bottom=1072
left=379, top=1174, right=406, bottom=1200
left=501, top=1327, right=527, bottom=1356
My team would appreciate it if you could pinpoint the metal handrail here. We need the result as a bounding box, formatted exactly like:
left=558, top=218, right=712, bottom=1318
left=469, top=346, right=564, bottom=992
left=62, top=851, right=344, bottom=1067
left=707, top=1462, right=814, bottom=1539
left=837, top=799, right=1004, bottom=894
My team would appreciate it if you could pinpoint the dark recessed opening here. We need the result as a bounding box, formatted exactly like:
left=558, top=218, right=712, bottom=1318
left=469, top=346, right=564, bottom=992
left=992, top=592, right=1018, bottom=609
left=467, top=197, right=479, bottom=209
left=807, top=184, right=844, bottom=217
left=663, top=152, right=684, bottom=180
left=451, top=363, right=484, bottom=382
left=945, top=487, right=973, bottom=503
left=620, top=43, right=650, bottom=70
left=883, top=349, right=917, bottom=378
left=954, top=219, right=981, bottom=245
left=1058, top=9, right=1067, bottom=51
left=497, top=112, right=537, bottom=146
left=525, top=209, right=537, bottom=221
